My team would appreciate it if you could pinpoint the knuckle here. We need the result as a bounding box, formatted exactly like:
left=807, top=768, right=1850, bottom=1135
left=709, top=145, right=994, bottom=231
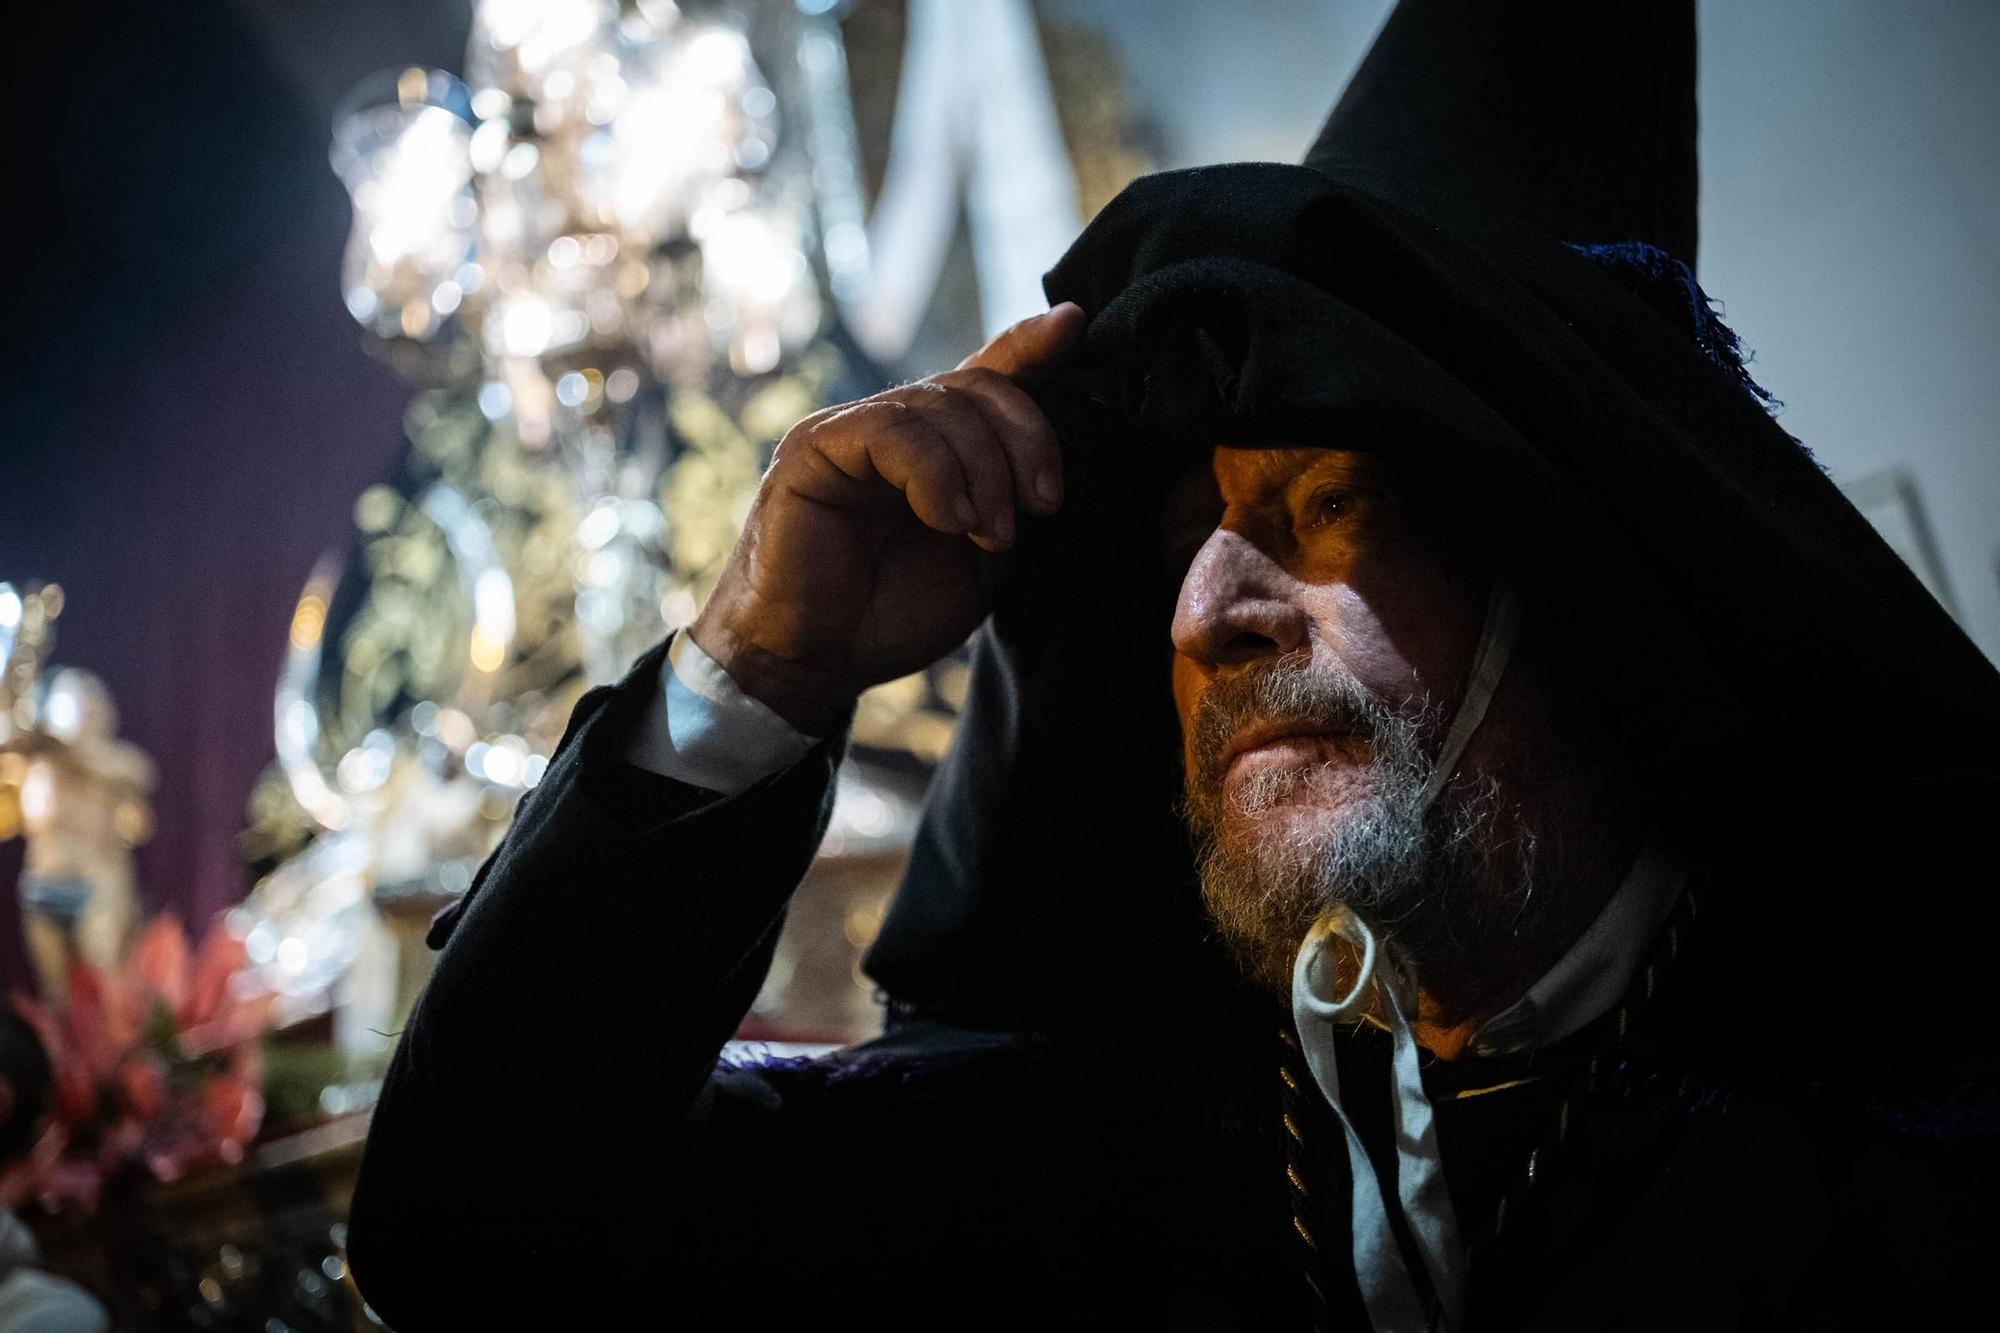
left=838, top=397, right=920, bottom=436
left=780, top=403, right=838, bottom=444
left=930, top=380, right=989, bottom=415
left=882, top=408, right=944, bottom=447
left=794, top=399, right=870, bottom=445
left=944, top=365, right=1008, bottom=393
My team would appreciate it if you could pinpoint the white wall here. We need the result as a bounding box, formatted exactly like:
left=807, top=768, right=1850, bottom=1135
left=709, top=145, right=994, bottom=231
left=1038, top=0, right=2000, bottom=664
left=1699, top=1, right=2000, bottom=663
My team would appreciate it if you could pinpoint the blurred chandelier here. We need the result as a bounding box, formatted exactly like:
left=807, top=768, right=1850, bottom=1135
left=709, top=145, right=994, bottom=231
left=231, top=0, right=1112, bottom=1056
left=332, top=0, right=827, bottom=435
left=239, top=0, right=891, bottom=1040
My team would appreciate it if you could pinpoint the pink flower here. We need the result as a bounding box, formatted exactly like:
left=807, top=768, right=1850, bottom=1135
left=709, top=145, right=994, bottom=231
left=9, top=910, right=277, bottom=1213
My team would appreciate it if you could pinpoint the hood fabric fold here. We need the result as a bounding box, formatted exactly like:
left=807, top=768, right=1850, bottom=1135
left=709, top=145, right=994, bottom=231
left=865, top=4, right=2000, bottom=1106
left=867, top=160, right=2000, bottom=1096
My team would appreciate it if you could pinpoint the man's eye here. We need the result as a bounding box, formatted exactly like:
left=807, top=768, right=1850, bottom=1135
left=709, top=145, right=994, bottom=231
left=1307, top=490, right=1352, bottom=526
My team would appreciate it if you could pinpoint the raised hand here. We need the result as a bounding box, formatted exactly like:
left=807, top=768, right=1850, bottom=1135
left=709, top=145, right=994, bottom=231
left=688, top=302, right=1086, bottom=734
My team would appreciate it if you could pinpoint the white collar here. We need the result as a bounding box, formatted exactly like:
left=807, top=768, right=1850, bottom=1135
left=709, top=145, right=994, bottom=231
left=1290, top=840, right=1688, bottom=1331
left=1466, top=840, right=1688, bottom=1059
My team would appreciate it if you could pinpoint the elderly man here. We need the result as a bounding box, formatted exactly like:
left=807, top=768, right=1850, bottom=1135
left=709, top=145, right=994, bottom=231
left=351, top=3, right=2000, bottom=1328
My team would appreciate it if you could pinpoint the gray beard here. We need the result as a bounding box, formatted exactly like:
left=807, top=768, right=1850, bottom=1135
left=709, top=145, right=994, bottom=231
left=1180, top=655, right=1538, bottom=1011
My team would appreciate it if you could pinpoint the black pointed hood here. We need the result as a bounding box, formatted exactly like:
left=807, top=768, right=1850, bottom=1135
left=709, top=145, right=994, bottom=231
left=864, top=3, right=2000, bottom=1098
left=1306, top=0, right=1698, bottom=264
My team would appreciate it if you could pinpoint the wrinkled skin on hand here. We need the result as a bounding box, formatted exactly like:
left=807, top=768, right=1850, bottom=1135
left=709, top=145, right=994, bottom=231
left=691, top=304, right=1086, bottom=734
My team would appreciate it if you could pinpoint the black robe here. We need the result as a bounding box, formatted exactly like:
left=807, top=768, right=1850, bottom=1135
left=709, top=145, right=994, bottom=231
left=347, top=642, right=1996, bottom=1330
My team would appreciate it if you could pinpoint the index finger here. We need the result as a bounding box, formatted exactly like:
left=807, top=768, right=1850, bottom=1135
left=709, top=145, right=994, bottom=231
left=957, top=302, right=1086, bottom=384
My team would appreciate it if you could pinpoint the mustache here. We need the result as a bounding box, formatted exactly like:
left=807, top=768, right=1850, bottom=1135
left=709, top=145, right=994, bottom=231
left=1185, top=653, right=1404, bottom=798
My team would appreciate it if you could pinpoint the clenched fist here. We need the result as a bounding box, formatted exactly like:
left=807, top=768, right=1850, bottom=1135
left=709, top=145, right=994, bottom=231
left=688, top=302, right=1086, bottom=735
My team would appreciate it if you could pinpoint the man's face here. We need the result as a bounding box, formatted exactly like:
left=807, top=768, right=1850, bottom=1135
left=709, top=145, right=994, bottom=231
left=1167, top=445, right=1502, bottom=995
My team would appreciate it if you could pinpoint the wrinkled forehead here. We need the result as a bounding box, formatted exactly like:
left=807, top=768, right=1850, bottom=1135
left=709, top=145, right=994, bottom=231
left=1158, top=444, right=1393, bottom=545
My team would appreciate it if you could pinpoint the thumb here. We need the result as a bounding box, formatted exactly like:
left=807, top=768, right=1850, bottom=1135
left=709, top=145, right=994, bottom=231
left=958, top=302, right=1086, bottom=384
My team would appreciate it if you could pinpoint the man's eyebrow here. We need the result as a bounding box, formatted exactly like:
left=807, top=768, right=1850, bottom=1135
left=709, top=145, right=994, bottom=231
left=1285, top=450, right=1384, bottom=493
left=1279, top=452, right=1411, bottom=515
left=1160, top=449, right=1387, bottom=537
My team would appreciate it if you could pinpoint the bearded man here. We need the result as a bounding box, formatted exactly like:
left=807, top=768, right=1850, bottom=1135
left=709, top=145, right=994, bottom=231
left=350, top=3, right=2000, bottom=1328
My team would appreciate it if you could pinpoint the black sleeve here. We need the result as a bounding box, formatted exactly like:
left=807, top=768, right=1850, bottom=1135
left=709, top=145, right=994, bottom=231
left=345, top=639, right=844, bottom=1328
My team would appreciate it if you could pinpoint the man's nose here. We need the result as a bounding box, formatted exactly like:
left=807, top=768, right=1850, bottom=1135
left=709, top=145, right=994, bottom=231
left=1170, top=528, right=1309, bottom=668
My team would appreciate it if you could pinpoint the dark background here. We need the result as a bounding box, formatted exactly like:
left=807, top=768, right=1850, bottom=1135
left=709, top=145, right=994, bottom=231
left=0, top=2, right=475, bottom=985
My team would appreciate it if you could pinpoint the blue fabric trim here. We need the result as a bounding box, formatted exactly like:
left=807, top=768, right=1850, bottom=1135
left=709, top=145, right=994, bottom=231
left=1568, top=242, right=1780, bottom=413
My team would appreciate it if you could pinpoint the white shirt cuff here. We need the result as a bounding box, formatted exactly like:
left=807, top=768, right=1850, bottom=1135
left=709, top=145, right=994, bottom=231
left=622, top=633, right=818, bottom=794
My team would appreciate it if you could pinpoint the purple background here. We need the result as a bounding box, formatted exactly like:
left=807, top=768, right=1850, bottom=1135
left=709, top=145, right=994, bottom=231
left=0, top=1, right=467, bottom=989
